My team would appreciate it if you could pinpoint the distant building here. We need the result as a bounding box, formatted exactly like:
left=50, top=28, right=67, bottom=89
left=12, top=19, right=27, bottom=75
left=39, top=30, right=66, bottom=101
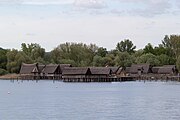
left=59, top=64, right=72, bottom=74
left=158, top=65, right=178, bottom=75
left=19, top=63, right=39, bottom=79
left=62, top=67, right=91, bottom=79
left=42, top=64, right=61, bottom=80
left=129, top=64, right=152, bottom=76
left=89, top=67, right=112, bottom=78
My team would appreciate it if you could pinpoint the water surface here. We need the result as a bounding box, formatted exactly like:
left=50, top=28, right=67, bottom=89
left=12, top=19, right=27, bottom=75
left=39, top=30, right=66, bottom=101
left=0, top=80, right=180, bottom=120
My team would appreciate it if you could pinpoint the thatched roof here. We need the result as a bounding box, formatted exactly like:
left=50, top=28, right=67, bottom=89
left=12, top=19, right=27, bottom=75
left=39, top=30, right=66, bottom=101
left=125, top=67, right=130, bottom=73
left=38, top=64, right=46, bottom=73
left=129, top=64, right=151, bottom=74
left=163, top=65, right=176, bottom=68
left=116, top=67, right=124, bottom=74
left=60, top=64, right=72, bottom=73
left=90, top=67, right=111, bottom=75
left=152, top=67, right=161, bottom=74
left=158, top=65, right=177, bottom=74
left=60, top=64, right=72, bottom=68
left=43, top=64, right=60, bottom=74
left=62, top=67, right=91, bottom=75
left=108, top=67, right=120, bottom=74
left=20, top=63, right=38, bottom=74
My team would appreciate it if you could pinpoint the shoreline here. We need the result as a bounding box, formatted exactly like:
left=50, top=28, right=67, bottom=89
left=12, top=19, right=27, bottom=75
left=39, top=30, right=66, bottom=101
left=0, top=74, right=20, bottom=80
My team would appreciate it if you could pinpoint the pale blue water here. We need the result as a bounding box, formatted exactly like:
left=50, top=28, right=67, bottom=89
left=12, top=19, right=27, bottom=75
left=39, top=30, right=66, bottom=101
left=0, top=80, right=180, bottom=120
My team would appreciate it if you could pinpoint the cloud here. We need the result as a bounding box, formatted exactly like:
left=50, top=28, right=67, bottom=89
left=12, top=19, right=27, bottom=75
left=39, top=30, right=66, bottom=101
left=2, top=0, right=106, bottom=8
left=113, top=0, right=172, bottom=17
left=22, top=0, right=74, bottom=5
left=131, top=2, right=171, bottom=17
left=0, top=0, right=23, bottom=4
left=0, top=0, right=176, bottom=17
left=73, top=0, right=107, bottom=9
left=111, top=9, right=125, bottom=15
left=0, top=0, right=75, bottom=5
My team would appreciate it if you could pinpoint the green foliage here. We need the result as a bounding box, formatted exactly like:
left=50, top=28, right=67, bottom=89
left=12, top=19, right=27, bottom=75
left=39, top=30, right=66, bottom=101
left=162, top=35, right=171, bottom=48
left=134, top=49, right=144, bottom=58
left=21, top=43, right=45, bottom=61
left=136, top=53, right=160, bottom=66
left=0, top=68, right=8, bottom=75
left=116, top=39, right=136, bottom=54
left=92, top=55, right=103, bottom=67
left=43, top=52, right=51, bottom=64
left=169, top=35, right=180, bottom=59
left=143, top=43, right=154, bottom=54
left=154, top=45, right=167, bottom=55
left=0, top=48, right=7, bottom=69
left=157, top=54, right=175, bottom=65
left=96, top=47, right=108, bottom=57
left=115, top=52, right=134, bottom=67
left=6, top=49, right=32, bottom=73
left=176, top=55, right=180, bottom=72
left=60, top=59, right=76, bottom=66
left=51, top=42, right=95, bottom=66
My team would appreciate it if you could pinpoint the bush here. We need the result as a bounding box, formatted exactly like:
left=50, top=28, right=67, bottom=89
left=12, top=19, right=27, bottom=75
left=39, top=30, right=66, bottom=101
left=0, top=68, right=8, bottom=75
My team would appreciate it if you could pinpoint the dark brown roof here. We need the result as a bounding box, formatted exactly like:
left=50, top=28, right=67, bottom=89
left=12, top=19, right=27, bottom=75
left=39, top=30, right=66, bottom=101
left=163, top=65, right=176, bottom=68
left=62, top=67, right=91, bottom=75
left=108, top=67, right=120, bottom=74
left=125, top=67, right=130, bottom=73
left=129, top=64, right=151, bottom=74
left=158, top=65, right=177, bottom=74
left=90, top=67, right=111, bottom=75
left=152, top=67, right=161, bottom=74
left=60, top=64, right=72, bottom=68
left=60, top=64, right=72, bottom=73
left=43, top=64, right=60, bottom=74
left=20, top=63, right=38, bottom=74
left=38, top=64, right=46, bottom=73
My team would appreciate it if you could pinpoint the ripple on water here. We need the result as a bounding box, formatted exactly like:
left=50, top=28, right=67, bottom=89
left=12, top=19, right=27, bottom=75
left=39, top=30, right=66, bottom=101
left=0, top=81, right=180, bottom=120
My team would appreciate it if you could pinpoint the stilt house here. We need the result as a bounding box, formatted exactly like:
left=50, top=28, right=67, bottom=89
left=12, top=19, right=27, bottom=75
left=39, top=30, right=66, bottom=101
left=19, top=63, right=39, bottom=79
left=42, top=64, right=61, bottom=79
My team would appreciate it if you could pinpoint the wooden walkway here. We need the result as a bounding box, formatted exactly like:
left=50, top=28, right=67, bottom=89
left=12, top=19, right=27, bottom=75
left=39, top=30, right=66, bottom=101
left=63, top=77, right=135, bottom=82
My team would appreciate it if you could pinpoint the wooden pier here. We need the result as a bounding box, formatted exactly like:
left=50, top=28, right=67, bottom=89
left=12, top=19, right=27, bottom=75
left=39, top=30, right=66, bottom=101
left=63, top=77, right=135, bottom=82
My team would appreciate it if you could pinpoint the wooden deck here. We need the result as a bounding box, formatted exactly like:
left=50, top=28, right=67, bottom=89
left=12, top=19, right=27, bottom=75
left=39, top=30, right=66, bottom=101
left=63, top=77, right=135, bottom=82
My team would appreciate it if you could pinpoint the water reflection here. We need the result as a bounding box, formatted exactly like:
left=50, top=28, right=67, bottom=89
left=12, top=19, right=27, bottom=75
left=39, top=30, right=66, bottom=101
left=0, top=81, right=180, bottom=120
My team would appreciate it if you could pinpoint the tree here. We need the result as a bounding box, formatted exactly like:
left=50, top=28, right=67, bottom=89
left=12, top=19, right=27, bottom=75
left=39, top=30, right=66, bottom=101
left=116, top=39, right=136, bottom=54
left=50, top=47, right=61, bottom=64
left=0, top=68, right=8, bottom=75
left=92, top=55, right=104, bottom=67
left=96, top=47, right=108, bottom=57
left=133, top=49, right=144, bottom=58
left=161, top=35, right=180, bottom=59
left=162, top=35, right=171, bottom=48
left=0, top=48, right=7, bottom=70
left=51, top=42, right=96, bottom=66
left=143, top=43, right=154, bottom=54
left=21, top=43, right=45, bottom=61
left=136, top=53, right=160, bottom=66
left=169, top=35, right=180, bottom=59
left=157, top=54, right=171, bottom=65
left=6, top=49, right=32, bottom=73
left=115, top=52, right=135, bottom=67
left=176, top=55, right=180, bottom=72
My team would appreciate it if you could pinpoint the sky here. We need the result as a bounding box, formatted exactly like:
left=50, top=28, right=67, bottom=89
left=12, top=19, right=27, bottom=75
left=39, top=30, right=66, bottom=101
left=0, top=0, right=180, bottom=51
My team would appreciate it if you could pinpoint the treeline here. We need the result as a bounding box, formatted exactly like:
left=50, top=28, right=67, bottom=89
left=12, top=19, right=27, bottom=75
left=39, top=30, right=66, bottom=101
left=0, top=35, right=180, bottom=75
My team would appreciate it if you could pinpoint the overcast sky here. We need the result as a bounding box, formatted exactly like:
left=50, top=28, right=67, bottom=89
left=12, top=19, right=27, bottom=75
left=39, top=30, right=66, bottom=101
left=0, top=0, right=180, bottom=51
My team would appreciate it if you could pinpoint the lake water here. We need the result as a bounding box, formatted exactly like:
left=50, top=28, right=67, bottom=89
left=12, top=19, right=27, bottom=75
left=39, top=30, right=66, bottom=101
left=0, top=80, right=180, bottom=120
